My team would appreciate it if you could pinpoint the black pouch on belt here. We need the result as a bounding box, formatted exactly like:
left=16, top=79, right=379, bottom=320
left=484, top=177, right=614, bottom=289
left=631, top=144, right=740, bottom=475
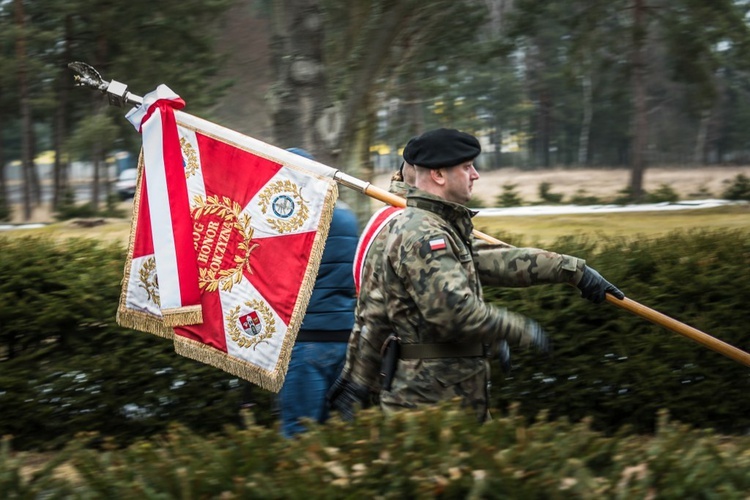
left=380, top=335, right=400, bottom=392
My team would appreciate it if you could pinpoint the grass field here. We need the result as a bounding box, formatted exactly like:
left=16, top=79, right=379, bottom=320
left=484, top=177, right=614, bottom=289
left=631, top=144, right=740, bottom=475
left=3, top=203, right=749, bottom=248
left=472, top=204, right=750, bottom=246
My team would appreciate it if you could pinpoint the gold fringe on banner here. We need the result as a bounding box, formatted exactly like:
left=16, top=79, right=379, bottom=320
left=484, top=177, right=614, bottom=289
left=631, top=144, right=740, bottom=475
left=161, top=305, right=203, bottom=327
left=116, top=308, right=173, bottom=338
left=274, top=182, right=338, bottom=386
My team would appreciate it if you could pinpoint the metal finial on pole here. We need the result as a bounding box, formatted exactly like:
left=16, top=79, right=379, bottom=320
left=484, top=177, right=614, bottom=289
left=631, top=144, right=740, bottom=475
left=68, top=61, right=143, bottom=107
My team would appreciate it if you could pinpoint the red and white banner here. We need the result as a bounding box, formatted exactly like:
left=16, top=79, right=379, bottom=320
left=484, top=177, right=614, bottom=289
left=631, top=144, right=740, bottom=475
left=117, top=86, right=338, bottom=392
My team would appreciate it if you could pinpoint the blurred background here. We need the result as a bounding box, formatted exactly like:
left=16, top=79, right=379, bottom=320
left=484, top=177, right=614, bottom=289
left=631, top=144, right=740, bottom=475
left=3, top=0, right=750, bottom=225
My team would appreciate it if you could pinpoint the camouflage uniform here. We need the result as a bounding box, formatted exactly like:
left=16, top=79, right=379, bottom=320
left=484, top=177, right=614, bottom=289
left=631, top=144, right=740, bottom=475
left=345, top=187, right=587, bottom=420
left=342, top=179, right=408, bottom=394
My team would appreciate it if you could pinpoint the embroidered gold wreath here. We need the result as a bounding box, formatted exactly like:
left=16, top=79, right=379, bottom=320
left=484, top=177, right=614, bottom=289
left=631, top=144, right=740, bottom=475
left=257, top=180, right=309, bottom=233
left=180, top=137, right=199, bottom=178
left=226, top=300, right=275, bottom=349
left=138, top=256, right=160, bottom=307
left=192, top=195, right=258, bottom=293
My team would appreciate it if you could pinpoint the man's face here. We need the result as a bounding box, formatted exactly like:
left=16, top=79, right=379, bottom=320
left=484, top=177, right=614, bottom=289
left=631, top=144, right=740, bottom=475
left=442, top=160, right=479, bottom=204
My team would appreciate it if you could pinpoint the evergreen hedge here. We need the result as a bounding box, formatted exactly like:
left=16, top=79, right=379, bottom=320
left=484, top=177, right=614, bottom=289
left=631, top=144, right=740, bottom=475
left=0, top=237, right=249, bottom=450
left=3, top=406, right=750, bottom=498
left=1, top=229, right=748, bottom=451
left=485, top=229, right=750, bottom=435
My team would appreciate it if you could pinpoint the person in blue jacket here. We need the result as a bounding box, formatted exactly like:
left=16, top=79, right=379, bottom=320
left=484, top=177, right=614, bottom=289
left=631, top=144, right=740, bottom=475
left=278, top=147, right=359, bottom=437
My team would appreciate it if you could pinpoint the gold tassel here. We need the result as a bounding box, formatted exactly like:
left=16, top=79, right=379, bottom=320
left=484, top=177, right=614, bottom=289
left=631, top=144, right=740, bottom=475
left=116, top=308, right=173, bottom=338
left=174, top=336, right=282, bottom=392
left=161, top=305, right=203, bottom=327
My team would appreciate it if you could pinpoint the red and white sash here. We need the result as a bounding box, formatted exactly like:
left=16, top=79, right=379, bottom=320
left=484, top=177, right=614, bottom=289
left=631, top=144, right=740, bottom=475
left=353, top=205, right=403, bottom=294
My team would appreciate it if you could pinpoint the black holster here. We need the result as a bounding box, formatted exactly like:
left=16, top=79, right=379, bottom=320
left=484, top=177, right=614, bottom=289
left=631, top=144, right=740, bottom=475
left=380, top=335, right=400, bottom=392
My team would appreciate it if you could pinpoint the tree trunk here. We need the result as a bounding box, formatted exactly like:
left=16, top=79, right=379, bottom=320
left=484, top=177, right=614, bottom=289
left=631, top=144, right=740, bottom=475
left=538, top=88, right=552, bottom=168
left=693, top=109, right=710, bottom=165
left=629, top=0, right=647, bottom=200
left=15, top=0, right=36, bottom=221
left=269, top=0, right=332, bottom=166
left=53, top=14, right=73, bottom=210
left=338, top=97, right=376, bottom=224
left=578, top=57, right=593, bottom=166
left=0, top=106, right=7, bottom=218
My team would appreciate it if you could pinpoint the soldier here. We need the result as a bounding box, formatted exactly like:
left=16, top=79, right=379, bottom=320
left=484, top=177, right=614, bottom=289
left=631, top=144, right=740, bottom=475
left=328, top=128, right=623, bottom=422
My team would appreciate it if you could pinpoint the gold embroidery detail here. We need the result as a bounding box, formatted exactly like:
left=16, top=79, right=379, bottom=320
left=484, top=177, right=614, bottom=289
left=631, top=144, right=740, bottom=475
left=181, top=137, right=199, bottom=178
left=257, top=180, right=309, bottom=233
left=192, top=195, right=258, bottom=293
left=227, top=300, right=275, bottom=349
left=138, top=257, right=160, bottom=307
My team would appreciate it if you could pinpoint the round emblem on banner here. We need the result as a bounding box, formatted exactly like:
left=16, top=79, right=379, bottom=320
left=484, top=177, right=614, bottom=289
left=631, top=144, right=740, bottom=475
left=227, top=300, right=276, bottom=349
left=258, top=180, right=310, bottom=233
left=272, top=194, right=295, bottom=219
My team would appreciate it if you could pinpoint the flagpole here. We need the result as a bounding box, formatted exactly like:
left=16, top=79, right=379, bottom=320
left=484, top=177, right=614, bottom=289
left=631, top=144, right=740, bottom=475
left=68, top=62, right=750, bottom=368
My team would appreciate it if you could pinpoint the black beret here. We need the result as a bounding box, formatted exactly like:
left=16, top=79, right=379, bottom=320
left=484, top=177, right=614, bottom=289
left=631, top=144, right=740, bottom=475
left=402, top=128, right=480, bottom=169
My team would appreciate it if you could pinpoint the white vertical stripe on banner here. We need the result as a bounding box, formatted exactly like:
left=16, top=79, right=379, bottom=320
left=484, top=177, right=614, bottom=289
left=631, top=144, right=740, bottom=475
left=142, top=108, right=182, bottom=310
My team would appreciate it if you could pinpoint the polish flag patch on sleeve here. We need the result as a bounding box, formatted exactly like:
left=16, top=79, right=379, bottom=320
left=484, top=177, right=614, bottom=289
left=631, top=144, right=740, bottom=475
left=429, top=238, right=447, bottom=251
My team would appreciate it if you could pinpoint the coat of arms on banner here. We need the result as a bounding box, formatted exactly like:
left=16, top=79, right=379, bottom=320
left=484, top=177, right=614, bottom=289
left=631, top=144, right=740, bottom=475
left=117, top=86, right=338, bottom=392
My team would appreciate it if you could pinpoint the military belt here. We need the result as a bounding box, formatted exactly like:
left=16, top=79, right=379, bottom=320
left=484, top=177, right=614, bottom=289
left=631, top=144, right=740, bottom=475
left=399, top=342, right=484, bottom=359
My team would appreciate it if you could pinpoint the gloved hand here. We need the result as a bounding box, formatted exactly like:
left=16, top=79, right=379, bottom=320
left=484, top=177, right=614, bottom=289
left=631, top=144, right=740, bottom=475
left=576, top=265, right=625, bottom=304
left=498, top=340, right=512, bottom=374
left=326, top=376, right=370, bottom=422
left=519, top=318, right=552, bottom=352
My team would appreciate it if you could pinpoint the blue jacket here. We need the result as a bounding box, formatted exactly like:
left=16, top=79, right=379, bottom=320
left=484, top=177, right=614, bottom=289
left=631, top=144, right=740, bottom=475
left=298, top=202, right=358, bottom=338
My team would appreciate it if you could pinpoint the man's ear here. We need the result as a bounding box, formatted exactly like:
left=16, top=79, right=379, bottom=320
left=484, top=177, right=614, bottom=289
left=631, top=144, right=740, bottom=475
left=430, top=168, right=446, bottom=186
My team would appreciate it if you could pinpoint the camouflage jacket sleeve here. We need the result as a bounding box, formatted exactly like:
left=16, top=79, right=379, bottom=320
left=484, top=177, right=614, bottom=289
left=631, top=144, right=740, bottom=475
left=341, top=312, right=383, bottom=392
left=384, top=216, right=540, bottom=348
left=473, top=242, right=586, bottom=287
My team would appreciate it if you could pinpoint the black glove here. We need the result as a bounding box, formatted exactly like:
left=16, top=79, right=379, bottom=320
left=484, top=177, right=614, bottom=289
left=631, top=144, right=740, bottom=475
left=576, top=265, right=624, bottom=304
left=326, top=376, right=370, bottom=422
left=525, top=319, right=551, bottom=354
left=498, top=340, right=512, bottom=374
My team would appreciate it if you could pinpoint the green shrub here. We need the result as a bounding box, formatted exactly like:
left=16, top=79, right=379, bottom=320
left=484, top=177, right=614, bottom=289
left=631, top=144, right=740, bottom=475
left=495, top=183, right=523, bottom=207
left=538, top=181, right=564, bottom=203
left=466, top=196, right=486, bottom=209
left=569, top=188, right=602, bottom=205
left=645, top=183, right=679, bottom=203
left=721, top=173, right=750, bottom=201
left=688, top=184, right=713, bottom=199
left=2, top=407, right=750, bottom=498
left=0, top=194, right=11, bottom=222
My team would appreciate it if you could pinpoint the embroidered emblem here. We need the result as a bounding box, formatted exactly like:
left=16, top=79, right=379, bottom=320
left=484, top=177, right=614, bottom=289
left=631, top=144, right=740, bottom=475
left=180, top=137, right=199, bottom=178
left=191, top=195, right=259, bottom=293
left=429, top=238, right=447, bottom=251
left=258, top=180, right=309, bottom=233
left=240, top=311, right=263, bottom=335
left=271, top=194, right=295, bottom=219
left=227, top=300, right=276, bottom=349
left=138, top=256, right=160, bottom=307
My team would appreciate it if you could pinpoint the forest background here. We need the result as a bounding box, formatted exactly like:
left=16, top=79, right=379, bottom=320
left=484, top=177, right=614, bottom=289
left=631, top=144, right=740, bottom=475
left=4, top=0, right=750, bottom=226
